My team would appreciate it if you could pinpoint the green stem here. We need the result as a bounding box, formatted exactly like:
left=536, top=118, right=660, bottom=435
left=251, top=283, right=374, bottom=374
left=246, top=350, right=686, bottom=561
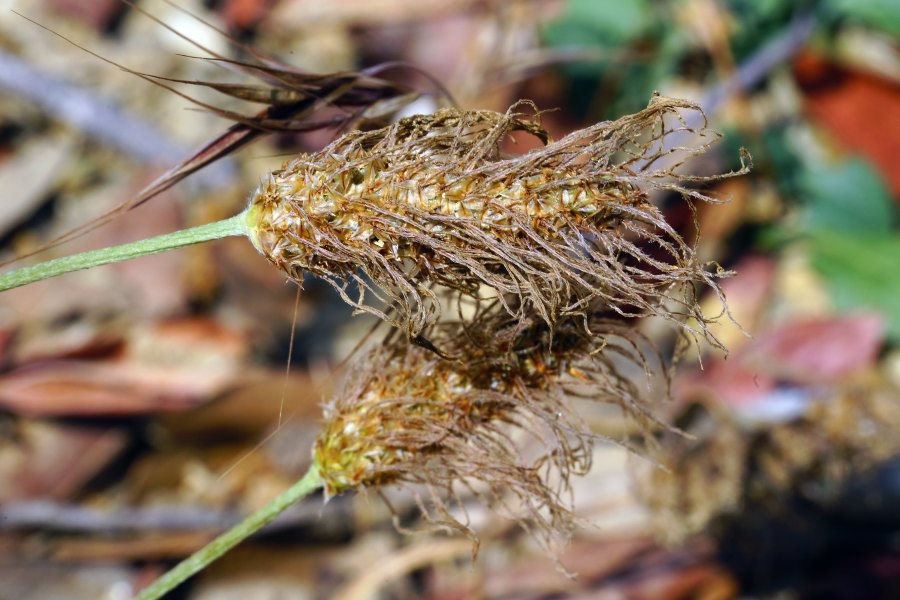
left=136, top=463, right=323, bottom=600
left=0, top=210, right=252, bottom=292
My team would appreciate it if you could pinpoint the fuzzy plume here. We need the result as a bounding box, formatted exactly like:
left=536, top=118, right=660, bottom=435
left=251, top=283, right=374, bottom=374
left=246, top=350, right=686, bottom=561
left=248, top=95, right=748, bottom=339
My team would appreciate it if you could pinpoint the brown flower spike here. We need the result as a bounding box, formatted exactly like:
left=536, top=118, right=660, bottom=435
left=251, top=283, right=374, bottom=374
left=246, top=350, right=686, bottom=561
left=247, top=95, right=747, bottom=338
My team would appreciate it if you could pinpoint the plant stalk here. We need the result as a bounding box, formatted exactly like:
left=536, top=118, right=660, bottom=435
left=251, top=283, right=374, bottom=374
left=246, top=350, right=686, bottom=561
left=0, top=210, right=251, bottom=292
left=135, top=463, right=323, bottom=600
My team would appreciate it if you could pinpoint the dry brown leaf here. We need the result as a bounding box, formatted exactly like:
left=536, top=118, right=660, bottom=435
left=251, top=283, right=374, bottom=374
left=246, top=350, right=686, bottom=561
left=0, top=133, right=74, bottom=237
left=0, top=318, right=247, bottom=416
left=795, top=53, right=900, bottom=198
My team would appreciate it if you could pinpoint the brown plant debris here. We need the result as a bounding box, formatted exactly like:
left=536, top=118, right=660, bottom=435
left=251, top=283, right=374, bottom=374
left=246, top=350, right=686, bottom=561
left=314, top=299, right=671, bottom=553
left=248, top=95, right=749, bottom=339
left=639, top=383, right=900, bottom=543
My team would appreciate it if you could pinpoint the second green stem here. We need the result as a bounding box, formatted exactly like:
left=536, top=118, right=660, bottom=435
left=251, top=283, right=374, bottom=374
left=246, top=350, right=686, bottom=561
left=135, top=463, right=323, bottom=600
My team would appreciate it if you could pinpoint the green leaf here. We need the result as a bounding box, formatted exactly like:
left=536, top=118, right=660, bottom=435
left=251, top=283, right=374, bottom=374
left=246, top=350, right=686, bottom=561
left=809, top=229, right=900, bottom=340
left=800, top=157, right=896, bottom=235
left=541, top=0, right=679, bottom=116
left=543, top=0, right=653, bottom=48
left=828, top=0, right=900, bottom=37
left=724, top=0, right=798, bottom=59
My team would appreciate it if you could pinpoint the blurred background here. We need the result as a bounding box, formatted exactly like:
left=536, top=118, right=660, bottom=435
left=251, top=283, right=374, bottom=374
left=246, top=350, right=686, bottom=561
left=0, top=0, right=898, bottom=598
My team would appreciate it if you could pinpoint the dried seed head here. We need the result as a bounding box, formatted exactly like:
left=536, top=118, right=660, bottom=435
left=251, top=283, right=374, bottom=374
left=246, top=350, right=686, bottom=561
left=313, top=299, right=671, bottom=550
left=314, top=338, right=588, bottom=551
left=248, top=96, right=747, bottom=338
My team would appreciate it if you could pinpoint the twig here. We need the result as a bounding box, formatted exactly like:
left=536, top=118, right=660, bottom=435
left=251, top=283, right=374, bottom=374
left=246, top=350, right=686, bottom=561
left=0, top=501, right=242, bottom=533
left=0, top=496, right=332, bottom=534
left=701, top=11, right=818, bottom=115
left=0, top=49, right=234, bottom=190
left=336, top=539, right=473, bottom=600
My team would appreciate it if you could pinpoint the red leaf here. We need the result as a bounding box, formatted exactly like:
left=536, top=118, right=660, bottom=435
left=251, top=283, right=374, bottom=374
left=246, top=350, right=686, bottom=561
left=743, top=313, right=885, bottom=383
left=795, top=53, right=900, bottom=199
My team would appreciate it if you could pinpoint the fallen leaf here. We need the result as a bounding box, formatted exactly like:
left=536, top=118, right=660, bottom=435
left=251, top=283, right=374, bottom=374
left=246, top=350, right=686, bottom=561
left=743, top=313, right=885, bottom=382
left=0, top=133, right=74, bottom=237
left=48, top=0, right=129, bottom=31
left=480, top=536, right=654, bottom=598
left=795, top=53, right=900, bottom=198
left=221, top=0, right=275, bottom=31
left=0, top=563, right=137, bottom=600
left=0, top=318, right=248, bottom=416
